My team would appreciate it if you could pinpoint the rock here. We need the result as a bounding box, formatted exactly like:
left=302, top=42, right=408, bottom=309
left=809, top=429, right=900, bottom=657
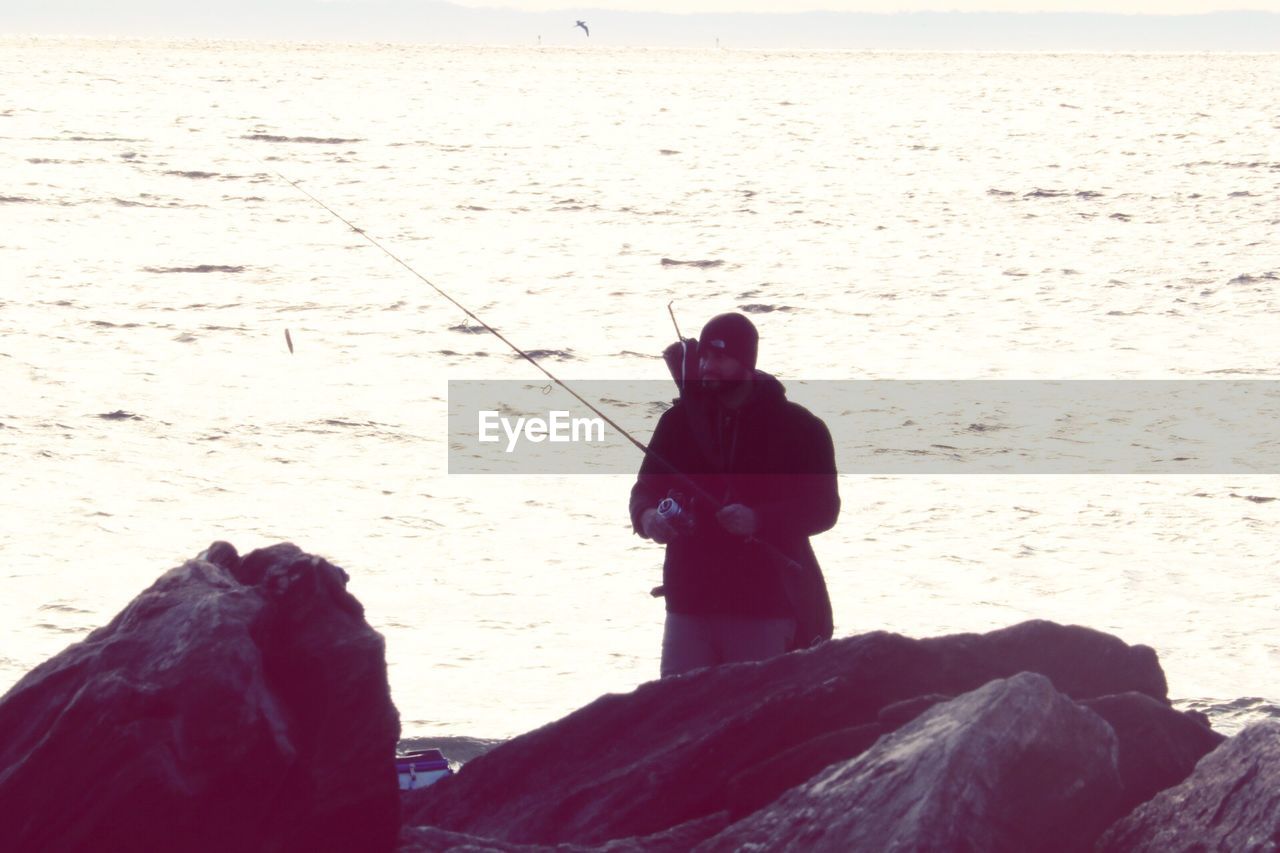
left=934, top=619, right=1167, bottom=702
left=406, top=620, right=1165, bottom=845
left=696, top=672, right=1123, bottom=852
left=1082, top=692, right=1225, bottom=817
left=0, top=541, right=400, bottom=853
left=397, top=812, right=731, bottom=852
left=722, top=692, right=955, bottom=819
left=399, top=826, right=537, bottom=852
left=876, top=692, right=953, bottom=729
left=1096, top=720, right=1280, bottom=852
left=724, top=722, right=883, bottom=819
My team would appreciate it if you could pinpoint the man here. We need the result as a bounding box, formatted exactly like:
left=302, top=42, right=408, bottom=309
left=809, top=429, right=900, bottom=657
left=630, top=312, right=839, bottom=678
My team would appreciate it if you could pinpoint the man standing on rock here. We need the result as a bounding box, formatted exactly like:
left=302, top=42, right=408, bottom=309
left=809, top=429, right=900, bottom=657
left=630, top=312, right=840, bottom=677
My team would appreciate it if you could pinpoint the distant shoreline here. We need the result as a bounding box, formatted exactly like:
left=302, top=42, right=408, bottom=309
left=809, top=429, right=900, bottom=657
left=3, top=33, right=1278, bottom=56
left=4, top=8, right=1279, bottom=51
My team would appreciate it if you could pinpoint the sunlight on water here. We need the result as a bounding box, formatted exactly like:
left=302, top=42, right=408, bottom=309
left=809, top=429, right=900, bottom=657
left=1, top=37, right=1277, bottom=738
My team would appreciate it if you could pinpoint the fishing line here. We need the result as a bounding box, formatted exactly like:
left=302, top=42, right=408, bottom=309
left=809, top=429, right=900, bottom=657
left=267, top=166, right=660, bottom=457
left=261, top=162, right=799, bottom=572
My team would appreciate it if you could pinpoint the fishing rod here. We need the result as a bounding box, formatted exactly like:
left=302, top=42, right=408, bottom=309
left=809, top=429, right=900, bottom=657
left=268, top=170, right=663, bottom=453
left=265, top=168, right=799, bottom=571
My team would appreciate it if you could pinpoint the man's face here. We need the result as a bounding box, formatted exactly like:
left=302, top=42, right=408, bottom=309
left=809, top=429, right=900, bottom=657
left=699, top=345, right=750, bottom=390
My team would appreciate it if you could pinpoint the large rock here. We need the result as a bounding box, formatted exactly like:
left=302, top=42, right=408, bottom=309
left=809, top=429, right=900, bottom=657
left=721, top=687, right=1227, bottom=829
left=406, top=620, right=1165, bottom=845
left=722, top=693, right=951, bottom=818
left=1081, top=692, right=1225, bottom=817
left=933, top=620, right=1167, bottom=701
left=697, top=672, right=1123, bottom=852
left=1096, top=720, right=1280, bottom=852
left=0, top=541, right=400, bottom=853
left=723, top=721, right=883, bottom=819
left=398, top=812, right=732, bottom=853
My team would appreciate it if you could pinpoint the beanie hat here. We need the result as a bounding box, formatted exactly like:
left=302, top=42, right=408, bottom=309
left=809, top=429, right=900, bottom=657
left=699, top=312, right=758, bottom=371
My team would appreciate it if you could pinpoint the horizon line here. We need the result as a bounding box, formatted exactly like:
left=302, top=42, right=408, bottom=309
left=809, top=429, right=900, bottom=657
left=6, top=7, right=1277, bottom=50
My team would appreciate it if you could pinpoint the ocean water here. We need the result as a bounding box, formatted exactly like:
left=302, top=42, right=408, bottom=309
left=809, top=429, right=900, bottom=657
left=1, top=37, right=1278, bottom=741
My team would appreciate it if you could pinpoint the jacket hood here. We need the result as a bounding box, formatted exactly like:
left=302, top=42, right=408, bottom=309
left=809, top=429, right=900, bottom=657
left=745, top=369, right=786, bottom=408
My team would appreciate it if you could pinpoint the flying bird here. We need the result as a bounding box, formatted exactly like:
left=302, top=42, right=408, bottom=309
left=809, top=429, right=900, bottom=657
left=575, top=20, right=589, bottom=37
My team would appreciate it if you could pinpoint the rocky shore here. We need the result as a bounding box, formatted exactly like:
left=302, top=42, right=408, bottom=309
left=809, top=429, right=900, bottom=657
left=1, top=542, right=1276, bottom=852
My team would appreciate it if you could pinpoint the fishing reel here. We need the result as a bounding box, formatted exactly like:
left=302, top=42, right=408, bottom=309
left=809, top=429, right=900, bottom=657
left=656, top=490, right=697, bottom=536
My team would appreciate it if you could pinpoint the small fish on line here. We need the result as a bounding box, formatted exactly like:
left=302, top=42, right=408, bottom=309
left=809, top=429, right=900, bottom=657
left=285, top=328, right=294, bottom=354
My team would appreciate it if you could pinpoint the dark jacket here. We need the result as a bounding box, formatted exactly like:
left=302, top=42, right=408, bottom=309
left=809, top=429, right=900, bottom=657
left=629, top=371, right=839, bottom=649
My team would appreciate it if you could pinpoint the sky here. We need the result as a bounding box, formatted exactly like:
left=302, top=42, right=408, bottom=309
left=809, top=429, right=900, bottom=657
left=4, top=0, right=1278, bottom=47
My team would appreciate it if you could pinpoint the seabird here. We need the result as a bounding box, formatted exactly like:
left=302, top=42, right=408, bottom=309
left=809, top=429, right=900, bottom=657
left=575, top=20, right=589, bottom=37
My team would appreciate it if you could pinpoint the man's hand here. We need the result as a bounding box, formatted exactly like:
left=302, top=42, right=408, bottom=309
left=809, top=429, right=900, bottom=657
left=716, top=503, right=758, bottom=537
left=640, top=507, right=679, bottom=544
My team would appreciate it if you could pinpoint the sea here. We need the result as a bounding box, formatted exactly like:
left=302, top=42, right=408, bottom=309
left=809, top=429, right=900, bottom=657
left=1, top=37, right=1277, bottom=746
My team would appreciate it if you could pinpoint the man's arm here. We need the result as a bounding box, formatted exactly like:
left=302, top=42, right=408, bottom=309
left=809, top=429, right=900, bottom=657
left=751, top=407, right=840, bottom=541
left=629, top=406, right=683, bottom=537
